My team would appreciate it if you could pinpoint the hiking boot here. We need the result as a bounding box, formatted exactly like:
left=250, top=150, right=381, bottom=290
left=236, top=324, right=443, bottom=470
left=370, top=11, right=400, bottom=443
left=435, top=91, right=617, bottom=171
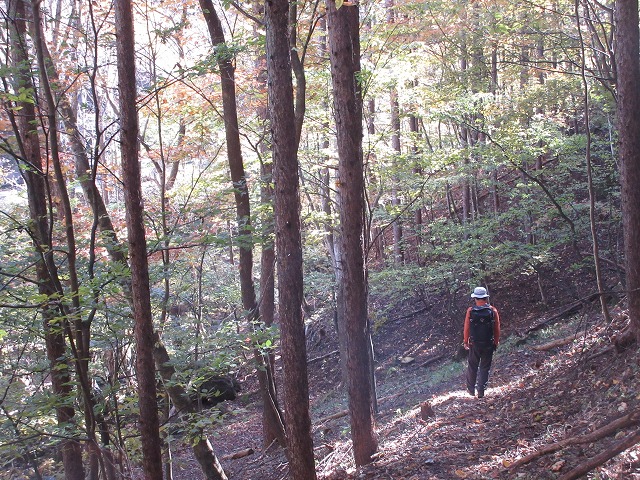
left=467, top=387, right=475, bottom=396
left=477, top=389, right=484, bottom=398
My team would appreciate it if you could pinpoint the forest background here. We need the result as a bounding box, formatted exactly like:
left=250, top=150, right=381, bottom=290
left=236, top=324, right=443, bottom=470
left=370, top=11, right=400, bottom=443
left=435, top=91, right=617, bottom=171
left=1, top=0, right=640, bottom=478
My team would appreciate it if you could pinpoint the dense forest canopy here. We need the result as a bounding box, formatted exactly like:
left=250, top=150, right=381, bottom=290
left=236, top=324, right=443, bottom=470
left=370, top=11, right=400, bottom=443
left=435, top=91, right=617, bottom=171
left=0, top=0, right=637, bottom=477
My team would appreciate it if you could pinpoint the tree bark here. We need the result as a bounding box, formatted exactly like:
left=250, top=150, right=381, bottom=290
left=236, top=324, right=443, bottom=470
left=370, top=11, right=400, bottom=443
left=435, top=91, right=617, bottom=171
left=30, top=4, right=107, bottom=476
left=326, top=0, right=378, bottom=466
left=390, top=86, right=404, bottom=264
left=7, top=2, right=85, bottom=478
left=574, top=0, right=612, bottom=324
left=614, top=0, right=640, bottom=340
left=258, top=148, right=283, bottom=449
left=253, top=2, right=286, bottom=448
left=198, top=0, right=286, bottom=447
left=114, top=0, right=163, bottom=477
left=265, top=0, right=317, bottom=477
left=153, top=334, right=229, bottom=480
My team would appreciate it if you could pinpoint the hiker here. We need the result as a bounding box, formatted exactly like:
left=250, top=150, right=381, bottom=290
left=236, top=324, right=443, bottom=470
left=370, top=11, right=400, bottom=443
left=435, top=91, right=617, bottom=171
left=464, top=287, right=500, bottom=398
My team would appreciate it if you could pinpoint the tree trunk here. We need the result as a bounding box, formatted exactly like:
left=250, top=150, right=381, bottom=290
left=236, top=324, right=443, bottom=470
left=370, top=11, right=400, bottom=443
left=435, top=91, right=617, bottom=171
left=258, top=119, right=283, bottom=449
left=30, top=4, right=106, bottom=476
left=409, top=112, right=423, bottom=262
left=614, top=0, right=640, bottom=340
left=254, top=11, right=284, bottom=445
left=575, top=0, right=612, bottom=324
left=326, top=0, right=378, bottom=466
left=390, top=86, right=404, bottom=264
left=289, top=0, right=306, bottom=148
left=265, top=0, right=317, bottom=477
left=8, top=2, right=85, bottom=478
left=198, top=0, right=286, bottom=447
left=153, top=334, right=229, bottom=480
left=114, top=0, right=163, bottom=477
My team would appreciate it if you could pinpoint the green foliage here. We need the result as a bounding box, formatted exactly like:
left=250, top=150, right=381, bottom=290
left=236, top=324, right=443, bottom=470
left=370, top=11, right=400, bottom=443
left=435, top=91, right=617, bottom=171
left=0, top=0, right=625, bottom=473
left=1, top=86, right=35, bottom=106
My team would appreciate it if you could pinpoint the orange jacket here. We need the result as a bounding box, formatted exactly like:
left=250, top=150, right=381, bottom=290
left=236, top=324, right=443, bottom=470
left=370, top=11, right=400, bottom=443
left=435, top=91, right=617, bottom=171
left=463, top=300, right=500, bottom=347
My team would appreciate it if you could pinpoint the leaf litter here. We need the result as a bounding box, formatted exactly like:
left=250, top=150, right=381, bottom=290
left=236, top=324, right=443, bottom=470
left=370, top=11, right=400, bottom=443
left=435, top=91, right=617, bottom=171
left=170, top=300, right=640, bottom=480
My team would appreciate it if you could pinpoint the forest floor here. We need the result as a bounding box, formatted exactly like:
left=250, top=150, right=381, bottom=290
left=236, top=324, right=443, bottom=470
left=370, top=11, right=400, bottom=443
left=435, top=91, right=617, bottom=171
left=168, top=289, right=640, bottom=480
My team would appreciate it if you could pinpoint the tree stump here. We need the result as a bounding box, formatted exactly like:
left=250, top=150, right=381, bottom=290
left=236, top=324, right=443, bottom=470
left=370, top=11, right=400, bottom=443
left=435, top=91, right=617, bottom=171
left=420, top=402, right=435, bottom=420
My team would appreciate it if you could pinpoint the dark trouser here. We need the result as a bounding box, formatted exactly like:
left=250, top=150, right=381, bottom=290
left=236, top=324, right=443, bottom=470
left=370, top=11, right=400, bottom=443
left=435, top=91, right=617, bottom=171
left=466, top=343, right=494, bottom=393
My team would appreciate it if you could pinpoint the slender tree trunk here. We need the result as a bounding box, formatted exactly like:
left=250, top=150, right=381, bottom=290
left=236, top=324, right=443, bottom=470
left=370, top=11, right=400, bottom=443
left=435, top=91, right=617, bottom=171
left=575, top=0, right=611, bottom=323
left=257, top=87, right=283, bottom=449
left=253, top=8, right=285, bottom=446
left=153, top=334, right=229, bottom=480
left=386, top=0, right=403, bottom=264
left=198, top=0, right=253, bottom=312
left=7, top=2, right=85, bottom=478
left=390, top=87, right=403, bottom=264
left=30, top=5, right=107, bottom=477
left=409, top=114, right=423, bottom=241
left=198, top=0, right=286, bottom=446
left=114, top=0, right=163, bottom=477
left=265, top=0, right=317, bottom=476
left=36, top=39, right=124, bottom=266
left=488, top=42, right=500, bottom=216
left=289, top=0, right=306, bottom=148
left=326, top=0, right=378, bottom=466
left=614, top=0, right=640, bottom=339
left=29, top=6, right=231, bottom=478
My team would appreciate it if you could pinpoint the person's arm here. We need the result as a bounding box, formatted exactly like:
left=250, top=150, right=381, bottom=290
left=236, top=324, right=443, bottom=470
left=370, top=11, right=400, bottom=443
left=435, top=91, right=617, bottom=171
left=463, top=307, right=472, bottom=349
left=492, top=306, right=500, bottom=346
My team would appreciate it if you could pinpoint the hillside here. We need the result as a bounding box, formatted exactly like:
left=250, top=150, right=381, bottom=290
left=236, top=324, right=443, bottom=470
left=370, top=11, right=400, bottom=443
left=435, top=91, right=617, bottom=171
left=161, top=285, right=640, bottom=480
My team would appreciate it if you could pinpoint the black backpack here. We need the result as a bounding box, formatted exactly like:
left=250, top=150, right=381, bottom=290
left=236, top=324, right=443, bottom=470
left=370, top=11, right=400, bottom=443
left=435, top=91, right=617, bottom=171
left=469, top=305, right=494, bottom=345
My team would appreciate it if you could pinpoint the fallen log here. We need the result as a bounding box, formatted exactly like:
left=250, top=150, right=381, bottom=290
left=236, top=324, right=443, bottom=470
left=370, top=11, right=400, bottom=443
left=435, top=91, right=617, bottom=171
left=386, top=305, right=431, bottom=324
left=531, top=333, right=579, bottom=351
left=419, top=353, right=446, bottom=368
left=308, top=350, right=339, bottom=364
left=222, top=448, right=254, bottom=460
left=558, top=430, right=640, bottom=480
left=523, top=292, right=601, bottom=335
left=509, top=409, right=640, bottom=470
left=584, top=345, right=615, bottom=362
left=316, top=409, right=348, bottom=426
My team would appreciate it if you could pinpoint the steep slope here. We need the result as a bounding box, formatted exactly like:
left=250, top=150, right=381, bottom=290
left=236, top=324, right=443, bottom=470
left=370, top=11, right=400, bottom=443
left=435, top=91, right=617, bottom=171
left=162, top=290, right=640, bottom=480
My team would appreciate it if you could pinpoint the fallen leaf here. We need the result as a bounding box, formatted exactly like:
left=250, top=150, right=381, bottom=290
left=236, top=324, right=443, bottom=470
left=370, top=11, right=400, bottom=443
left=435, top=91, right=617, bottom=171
left=550, top=460, right=565, bottom=472
left=502, top=459, right=512, bottom=467
left=454, top=469, right=468, bottom=478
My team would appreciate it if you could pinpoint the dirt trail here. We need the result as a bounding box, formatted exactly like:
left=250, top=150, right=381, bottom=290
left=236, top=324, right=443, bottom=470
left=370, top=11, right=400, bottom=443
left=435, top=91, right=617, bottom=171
left=172, top=304, right=640, bottom=480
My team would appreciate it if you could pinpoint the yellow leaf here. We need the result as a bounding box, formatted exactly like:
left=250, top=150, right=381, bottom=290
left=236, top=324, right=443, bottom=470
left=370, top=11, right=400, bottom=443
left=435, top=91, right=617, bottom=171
left=502, top=459, right=512, bottom=467
left=335, top=0, right=344, bottom=8
left=454, top=469, right=468, bottom=478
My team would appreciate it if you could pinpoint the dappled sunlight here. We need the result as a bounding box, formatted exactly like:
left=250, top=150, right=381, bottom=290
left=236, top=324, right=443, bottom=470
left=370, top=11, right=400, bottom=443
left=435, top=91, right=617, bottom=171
left=429, top=388, right=476, bottom=407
